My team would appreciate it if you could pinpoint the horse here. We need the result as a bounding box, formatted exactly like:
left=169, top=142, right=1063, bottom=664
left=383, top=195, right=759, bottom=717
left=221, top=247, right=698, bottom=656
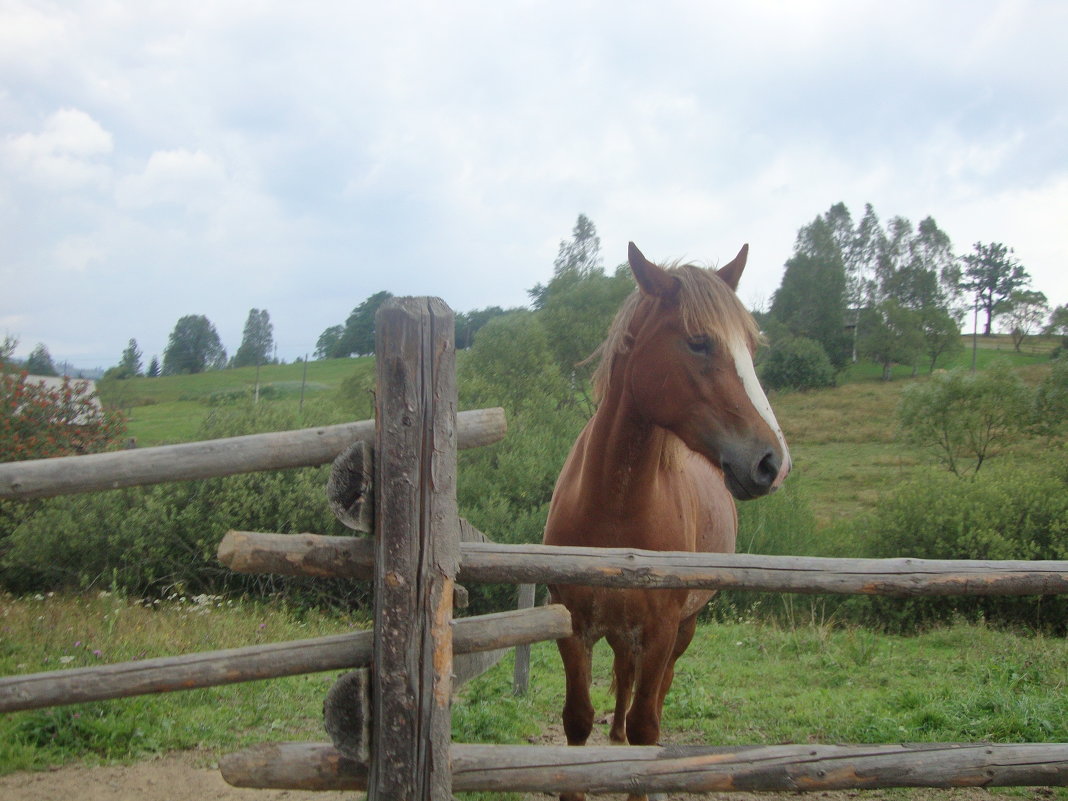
left=543, top=241, right=791, bottom=801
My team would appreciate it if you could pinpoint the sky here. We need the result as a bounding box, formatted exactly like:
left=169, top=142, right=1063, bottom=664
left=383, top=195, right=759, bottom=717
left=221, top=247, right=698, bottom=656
left=2, top=0, right=1066, bottom=371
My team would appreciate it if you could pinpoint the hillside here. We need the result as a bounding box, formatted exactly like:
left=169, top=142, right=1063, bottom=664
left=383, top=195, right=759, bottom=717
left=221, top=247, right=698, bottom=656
left=100, top=335, right=1059, bottom=530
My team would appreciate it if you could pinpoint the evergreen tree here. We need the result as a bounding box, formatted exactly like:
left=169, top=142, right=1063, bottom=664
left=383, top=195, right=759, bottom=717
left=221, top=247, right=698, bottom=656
left=24, top=343, right=58, bottom=376
left=233, top=308, right=274, bottom=368
left=769, top=215, right=850, bottom=369
left=529, top=214, right=603, bottom=309
left=117, top=338, right=143, bottom=378
left=162, top=315, right=226, bottom=375
left=146, top=356, right=161, bottom=378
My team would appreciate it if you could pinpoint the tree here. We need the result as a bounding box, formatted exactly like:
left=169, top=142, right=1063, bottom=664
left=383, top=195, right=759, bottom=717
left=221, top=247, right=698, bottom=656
left=958, top=242, right=1030, bottom=336
left=335, top=291, right=393, bottom=357
left=232, top=308, right=274, bottom=368
left=146, top=356, right=161, bottom=378
left=455, top=306, right=513, bottom=350
left=1002, top=290, right=1049, bottom=352
left=918, top=305, right=964, bottom=372
left=1, top=335, right=16, bottom=366
left=898, top=363, right=1033, bottom=475
left=106, top=338, right=143, bottom=380
left=529, top=214, right=603, bottom=309
left=760, top=336, right=836, bottom=391
left=314, top=325, right=345, bottom=360
left=24, top=343, right=58, bottom=376
left=1047, top=304, right=1068, bottom=337
left=857, top=300, right=924, bottom=380
left=162, top=315, right=226, bottom=375
left=769, top=215, right=850, bottom=369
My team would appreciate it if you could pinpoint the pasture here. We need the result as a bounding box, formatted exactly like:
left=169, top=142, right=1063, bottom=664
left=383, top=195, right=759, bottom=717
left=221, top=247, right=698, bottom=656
left=2, top=331, right=1066, bottom=796
left=3, top=592, right=1068, bottom=797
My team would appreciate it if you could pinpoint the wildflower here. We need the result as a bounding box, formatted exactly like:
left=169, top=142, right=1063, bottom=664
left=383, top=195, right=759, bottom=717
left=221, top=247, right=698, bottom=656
left=93, top=650, right=103, bottom=658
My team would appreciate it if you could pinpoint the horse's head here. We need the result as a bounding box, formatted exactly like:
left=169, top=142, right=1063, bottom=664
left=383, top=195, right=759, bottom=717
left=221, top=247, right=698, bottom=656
left=608, top=242, right=791, bottom=499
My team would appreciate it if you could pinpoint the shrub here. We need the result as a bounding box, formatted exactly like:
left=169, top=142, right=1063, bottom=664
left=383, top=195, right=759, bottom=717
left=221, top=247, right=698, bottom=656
left=1033, top=355, right=1068, bottom=439
left=759, top=337, right=836, bottom=391
left=898, top=362, right=1033, bottom=475
left=0, top=401, right=367, bottom=607
left=855, top=461, right=1068, bottom=632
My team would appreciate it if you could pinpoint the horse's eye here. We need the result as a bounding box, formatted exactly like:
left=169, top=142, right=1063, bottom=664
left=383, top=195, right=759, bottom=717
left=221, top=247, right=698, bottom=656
left=686, top=336, right=712, bottom=356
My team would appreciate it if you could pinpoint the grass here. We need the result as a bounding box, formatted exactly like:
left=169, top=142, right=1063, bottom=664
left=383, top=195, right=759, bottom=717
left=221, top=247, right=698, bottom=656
left=3, top=337, right=1064, bottom=789
left=5, top=592, right=1068, bottom=786
left=102, top=357, right=375, bottom=445
left=0, top=592, right=365, bottom=773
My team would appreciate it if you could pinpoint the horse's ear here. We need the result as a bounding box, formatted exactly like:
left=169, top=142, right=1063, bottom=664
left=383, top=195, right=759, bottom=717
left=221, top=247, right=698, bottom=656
left=715, top=244, right=748, bottom=292
left=629, top=242, right=680, bottom=300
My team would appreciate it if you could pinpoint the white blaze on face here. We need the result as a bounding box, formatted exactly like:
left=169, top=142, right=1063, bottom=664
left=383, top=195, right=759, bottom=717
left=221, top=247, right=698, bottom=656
left=728, top=337, right=791, bottom=487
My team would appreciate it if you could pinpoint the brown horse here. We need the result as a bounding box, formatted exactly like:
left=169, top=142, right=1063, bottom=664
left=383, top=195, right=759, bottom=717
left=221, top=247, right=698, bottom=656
left=544, top=241, right=791, bottom=801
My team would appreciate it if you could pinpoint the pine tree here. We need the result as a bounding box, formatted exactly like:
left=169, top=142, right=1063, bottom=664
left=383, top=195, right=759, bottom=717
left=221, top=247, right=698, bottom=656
left=233, top=309, right=274, bottom=368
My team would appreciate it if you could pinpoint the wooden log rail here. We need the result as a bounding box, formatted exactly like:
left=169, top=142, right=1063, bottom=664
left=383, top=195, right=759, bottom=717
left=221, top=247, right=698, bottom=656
left=0, top=605, right=571, bottom=713
left=0, top=407, right=505, bottom=500
left=219, top=531, right=1068, bottom=597
left=220, top=741, right=1068, bottom=793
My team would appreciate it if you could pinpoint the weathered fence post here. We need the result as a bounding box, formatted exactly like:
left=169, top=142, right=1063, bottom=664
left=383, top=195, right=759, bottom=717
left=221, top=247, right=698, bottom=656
left=370, top=297, right=458, bottom=801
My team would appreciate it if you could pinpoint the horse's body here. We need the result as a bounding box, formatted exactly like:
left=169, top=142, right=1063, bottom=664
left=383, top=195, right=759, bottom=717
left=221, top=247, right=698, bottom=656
left=544, top=242, right=790, bottom=801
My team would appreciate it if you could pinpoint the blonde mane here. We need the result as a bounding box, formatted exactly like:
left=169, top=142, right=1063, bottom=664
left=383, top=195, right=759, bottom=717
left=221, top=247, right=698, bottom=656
left=589, top=262, right=762, bottom=402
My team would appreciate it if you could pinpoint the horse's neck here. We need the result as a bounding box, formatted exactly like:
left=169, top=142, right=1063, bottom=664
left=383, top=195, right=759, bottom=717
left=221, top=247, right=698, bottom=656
left=578, top=383, right=674, bottom=516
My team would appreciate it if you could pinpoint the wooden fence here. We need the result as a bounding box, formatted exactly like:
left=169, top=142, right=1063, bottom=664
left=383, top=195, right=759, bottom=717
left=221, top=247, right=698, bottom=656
left=3, top=295, right=1068, bottom=800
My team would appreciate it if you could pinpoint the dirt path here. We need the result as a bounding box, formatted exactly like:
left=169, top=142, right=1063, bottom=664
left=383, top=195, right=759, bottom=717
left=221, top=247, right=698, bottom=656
left=0, top=751, right=354, bottom=801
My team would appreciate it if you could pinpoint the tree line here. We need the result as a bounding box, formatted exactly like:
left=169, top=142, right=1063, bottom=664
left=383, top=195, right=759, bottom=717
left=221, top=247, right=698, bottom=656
left=761, top=202, right=1065, bottom=387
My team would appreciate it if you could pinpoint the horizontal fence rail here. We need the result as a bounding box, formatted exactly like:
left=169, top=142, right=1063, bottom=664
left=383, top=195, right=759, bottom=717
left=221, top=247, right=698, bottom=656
left=219, top=530, right=1068, bottom=597
left=220, top=741, right=1068, bottom=793
left=0, top=407, right=505, bottom=500
left=0, top=605, right=570, bottom=712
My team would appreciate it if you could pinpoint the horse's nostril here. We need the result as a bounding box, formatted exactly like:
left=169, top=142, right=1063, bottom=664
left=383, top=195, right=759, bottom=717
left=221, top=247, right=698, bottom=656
left=755, top=450, right=780, bottom=487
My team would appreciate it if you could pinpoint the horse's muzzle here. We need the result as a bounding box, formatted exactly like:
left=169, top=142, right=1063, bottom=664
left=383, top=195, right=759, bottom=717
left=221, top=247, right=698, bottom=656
left=721, top=444, right=786, bottom=500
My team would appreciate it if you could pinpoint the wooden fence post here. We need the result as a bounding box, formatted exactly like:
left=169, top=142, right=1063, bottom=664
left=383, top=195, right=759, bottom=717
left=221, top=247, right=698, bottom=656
left=513, top=583, right=535, bottom=695
left=370, top=297, right=458, bottom=801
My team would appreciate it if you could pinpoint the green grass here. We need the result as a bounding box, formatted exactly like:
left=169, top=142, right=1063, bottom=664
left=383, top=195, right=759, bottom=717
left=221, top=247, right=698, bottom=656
left=5, top=592, right=1068, bottom=783
left=102, top=357, right=375, bottom=445
left=458, top=619, right=1068, bottom=747
left=0, top=592, right=365, bottom=773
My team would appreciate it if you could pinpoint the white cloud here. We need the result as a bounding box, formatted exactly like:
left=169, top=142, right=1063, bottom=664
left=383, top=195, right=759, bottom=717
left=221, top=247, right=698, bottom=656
left=2, top=108, right=112, bottom=190
left=115, top=148, right=227, bottom=210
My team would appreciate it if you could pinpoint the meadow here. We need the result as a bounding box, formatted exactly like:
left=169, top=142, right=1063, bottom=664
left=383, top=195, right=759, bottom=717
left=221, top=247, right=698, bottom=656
left=1, top=333, right=1065, bottom=790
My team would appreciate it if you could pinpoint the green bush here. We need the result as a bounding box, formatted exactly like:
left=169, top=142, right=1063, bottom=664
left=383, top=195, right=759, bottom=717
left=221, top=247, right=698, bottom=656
left=854, top=459, right=1068, bottom=631
left=898, top=362, right=1033, bottom=475
left=759, top=337, right=836, bottom=391
left=0, top=402, right=368, bottom=607
left=1033, top=354, right=1068, bottom=439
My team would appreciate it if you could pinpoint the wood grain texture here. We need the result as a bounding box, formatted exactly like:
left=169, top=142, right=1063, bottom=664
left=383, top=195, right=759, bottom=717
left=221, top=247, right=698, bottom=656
left=0, top=605, right=570, bottom=712
left=370, top=297, right=458, bottom=801
left=0, top=407, right=504, bottom=500
left=220, top=741, right=1068, bottom=793
left=219, top=532, right=1068, bottom=598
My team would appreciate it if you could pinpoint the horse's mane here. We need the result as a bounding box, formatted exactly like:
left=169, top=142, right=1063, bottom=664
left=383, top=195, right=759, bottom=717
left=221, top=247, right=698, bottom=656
left=589, top=262, right=762, bottom=403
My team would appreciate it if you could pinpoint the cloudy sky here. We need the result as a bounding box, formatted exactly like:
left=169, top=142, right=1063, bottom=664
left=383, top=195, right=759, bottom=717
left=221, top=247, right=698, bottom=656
left=2, top=0, right=1066, bottom=371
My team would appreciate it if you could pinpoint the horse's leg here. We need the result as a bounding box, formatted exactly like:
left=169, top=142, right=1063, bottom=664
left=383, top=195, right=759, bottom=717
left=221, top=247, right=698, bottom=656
left=625, top=620, right=676, bottom=747
left=656, top=611, right=698, bottom=711
left=605, top=633, right=636, bottom=744
left=622, top=619, right=681, bottom=801
left=556, top=632, right=595, bottom=801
